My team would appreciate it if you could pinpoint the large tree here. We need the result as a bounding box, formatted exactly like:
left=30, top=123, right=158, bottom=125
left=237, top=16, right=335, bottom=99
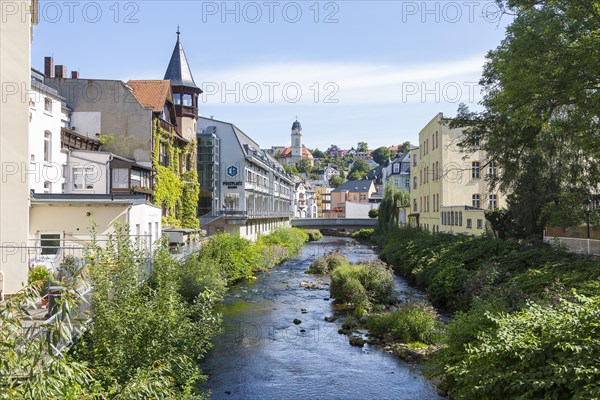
left=397, top=141, right=411, bottom=155
left=357, top=141, right=369, bottom=152
left=371, top=146, right=391, bottom=165
left=451, top=0, right=600, bottom=236
left=377, top=186, right=410, bottom=233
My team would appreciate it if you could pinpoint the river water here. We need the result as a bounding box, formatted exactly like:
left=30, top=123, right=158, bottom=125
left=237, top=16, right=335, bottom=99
left=202, top=236, right=443, bottom=400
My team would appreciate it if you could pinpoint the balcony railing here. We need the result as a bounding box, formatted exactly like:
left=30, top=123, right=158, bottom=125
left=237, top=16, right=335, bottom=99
left=207, top=209, right=294, bottom=218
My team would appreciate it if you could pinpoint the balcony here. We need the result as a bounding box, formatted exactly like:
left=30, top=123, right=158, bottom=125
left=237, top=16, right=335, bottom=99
left=208, top=209, right=294, bottom=219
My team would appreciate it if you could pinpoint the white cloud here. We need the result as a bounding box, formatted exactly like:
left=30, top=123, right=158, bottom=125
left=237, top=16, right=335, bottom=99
left=196, top=55, right=485, bottom=106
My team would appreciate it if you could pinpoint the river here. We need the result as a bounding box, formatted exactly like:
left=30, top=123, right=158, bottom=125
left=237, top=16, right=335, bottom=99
left=202, top=236, right=444, bottom=400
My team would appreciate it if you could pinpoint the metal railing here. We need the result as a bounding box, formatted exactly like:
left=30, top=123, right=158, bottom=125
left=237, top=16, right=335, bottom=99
left=543, top=233, right=600, bottom=256
left=205, top=209, right=294, bottom=218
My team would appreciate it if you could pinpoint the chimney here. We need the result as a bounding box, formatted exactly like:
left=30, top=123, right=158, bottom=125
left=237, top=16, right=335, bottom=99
left=55, top=65, right=67, bottom=79
left=71, top=71, right=80, bottom=79
left=44, top=56, right=54, bottom=77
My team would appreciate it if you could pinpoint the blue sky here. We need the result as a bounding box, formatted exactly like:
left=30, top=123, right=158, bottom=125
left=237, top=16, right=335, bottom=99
left=32, top=1, right=511, bottom=150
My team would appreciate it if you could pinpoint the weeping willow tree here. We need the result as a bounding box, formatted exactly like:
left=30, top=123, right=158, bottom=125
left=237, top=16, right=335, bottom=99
left=377, top=185, right=410, bottom=233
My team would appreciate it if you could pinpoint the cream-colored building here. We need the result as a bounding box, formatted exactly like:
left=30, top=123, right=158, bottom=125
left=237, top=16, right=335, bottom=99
left=0, top=1, right=38, bottom=297
left=409, top=113, right=506, bottom=234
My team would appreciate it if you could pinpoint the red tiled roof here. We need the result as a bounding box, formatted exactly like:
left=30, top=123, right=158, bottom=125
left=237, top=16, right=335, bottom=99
left=279, top=147, right=314, bottom=159
left=126, top=80, right=172, bottom=112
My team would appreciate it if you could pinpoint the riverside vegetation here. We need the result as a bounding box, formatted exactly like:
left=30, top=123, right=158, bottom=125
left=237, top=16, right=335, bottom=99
left=1, top=227, right=311, bottom=399
left=307, top=251, right=443, bottom=355
left=378, top=227, right=600, bottom=399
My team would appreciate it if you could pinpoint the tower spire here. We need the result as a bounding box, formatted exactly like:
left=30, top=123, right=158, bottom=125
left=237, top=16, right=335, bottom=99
left=176, top=25, right=180, bottom=39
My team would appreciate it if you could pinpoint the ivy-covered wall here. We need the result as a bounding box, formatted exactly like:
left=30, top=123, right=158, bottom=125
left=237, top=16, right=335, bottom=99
left=152, top=120, right=200, bottom=228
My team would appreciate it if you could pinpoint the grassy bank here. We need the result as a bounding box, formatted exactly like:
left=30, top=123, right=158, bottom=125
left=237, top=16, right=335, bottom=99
left=2, top=227, right=311, bottom=398
left=379, top=227, right=600, bottom=399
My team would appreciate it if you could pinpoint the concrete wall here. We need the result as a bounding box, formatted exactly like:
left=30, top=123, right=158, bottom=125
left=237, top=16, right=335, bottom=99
left=345, top=201, right=378, bottom=218
left=128, top=203, right=162, bottom=245
left=0, top=2, right=35, bottom=295
left=64, top=150, right=111, bottom=194
left=45, top=79, right=153, bottom=164
left=30, top=203, right=129, bottom=242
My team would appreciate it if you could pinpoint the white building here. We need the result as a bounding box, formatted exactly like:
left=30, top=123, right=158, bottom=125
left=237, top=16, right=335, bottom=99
left=28, top=68, right=70, bottom=194
left=293, top=179, right=318, bottom=218
left=197, top=117, right=295, bottom=240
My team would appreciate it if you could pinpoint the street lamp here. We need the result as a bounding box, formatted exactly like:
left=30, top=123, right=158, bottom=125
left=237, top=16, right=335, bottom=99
left=583, top=199, right=592, bottom=239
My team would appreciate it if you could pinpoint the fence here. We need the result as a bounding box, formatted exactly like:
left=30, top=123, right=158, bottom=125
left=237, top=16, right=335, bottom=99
left=543, top=231, right=600, bottom=256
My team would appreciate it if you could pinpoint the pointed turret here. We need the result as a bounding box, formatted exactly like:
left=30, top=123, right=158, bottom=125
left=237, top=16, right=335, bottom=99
left=164, top=28, right=201, bottom=141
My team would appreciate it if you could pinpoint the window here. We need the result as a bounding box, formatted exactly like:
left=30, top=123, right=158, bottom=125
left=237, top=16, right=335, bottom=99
left=43, top=181, right=51, bottom=193
left=413, top=154, right=417, bottom=166
left=450, top=211, right=455, bottom=225
left=467, top=219, right=472, bottom=228
left=436, top=131, right=439, bottom=148
left=489, top=194, right=498, bottom=210
left=44, top=131, right=51, bottom=162
left=459, top=211, right=463, bottom=226
left=40, top=233, right=60, bottom=255
left=73, top=166, right=95, bottom=190
left=393, top=163, right=400, bottom=173
left=173, top=93, right=181, bottom=105
left=159, top=142, right=169, bottom=166
left=413, top=177, right=417, bottom=189
left=488, top=161, right=497, bottom=178
left=112, top=168, right=129, bottom=189
left=442, top=211, right=446, bottom=225
left=471, top=161, right=481, bottom=179
left=477, top=219, right=483, bottom=229
left=413, top=199, right=417, bottom=212
left=182, top=94, right=193, bottom=106
left=44, top=97, right=52, bottom=113
left=472, top=194, right=481, bottom=208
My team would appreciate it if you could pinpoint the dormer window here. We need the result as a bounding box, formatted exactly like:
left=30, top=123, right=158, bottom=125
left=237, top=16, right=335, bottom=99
left=162, top=105, right=169, bottom=122
left=393, top=163, right=400, bottom=173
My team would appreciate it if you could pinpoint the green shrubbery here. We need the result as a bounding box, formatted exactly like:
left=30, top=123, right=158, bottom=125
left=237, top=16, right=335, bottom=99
left=350, top=228, right=375, bottom=242
left=380, top=226, right=600, bottom=398
left=2, top=227, right=309, bottom=398
left=304, top=229, right=323, bottom=241
left=27, top=265, right=52, bottom=293
left=367, top=302, right=442, bottom=345
left=307, top=252, right=350, bottom=274
left=330, top=261, right=395, bottom=316
left=444, top=294, right=600, bottom=400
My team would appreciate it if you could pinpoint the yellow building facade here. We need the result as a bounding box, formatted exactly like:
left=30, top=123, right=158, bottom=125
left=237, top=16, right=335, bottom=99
left=409, top=113, right=506, bottom=235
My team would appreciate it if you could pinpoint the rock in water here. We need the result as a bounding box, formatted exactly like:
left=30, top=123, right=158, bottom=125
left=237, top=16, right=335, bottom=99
left=293, top=318, right=302, bottom=325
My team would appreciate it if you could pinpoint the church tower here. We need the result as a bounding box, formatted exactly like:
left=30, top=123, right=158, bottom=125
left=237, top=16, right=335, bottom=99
left=291, top=118, right=302, bottom=158
left=164, top=28, right=202, bottom=142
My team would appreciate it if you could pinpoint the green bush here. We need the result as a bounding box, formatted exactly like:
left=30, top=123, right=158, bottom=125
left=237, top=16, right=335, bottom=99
left=330, top=262, right=395, bottom=316
left=380, top=227, right=600, bottom=397
left=350, top=228, right=375, bottom=241
left=304, top=229, right=323, bottom=241
left=178, top=257, right=227, bottom=303
left=307, top=252, right=349, bottom=274
left=197, top=233, right=260, bottom=283
left=367, top=302, right=443, bottom=345
left=444, top=294, right=600, bottom=400
left=28, top=265, right=52, bottom=293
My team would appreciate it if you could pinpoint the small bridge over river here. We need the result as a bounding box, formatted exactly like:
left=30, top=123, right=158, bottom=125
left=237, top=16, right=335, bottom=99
left=291, top=218, right=377, bottom=231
